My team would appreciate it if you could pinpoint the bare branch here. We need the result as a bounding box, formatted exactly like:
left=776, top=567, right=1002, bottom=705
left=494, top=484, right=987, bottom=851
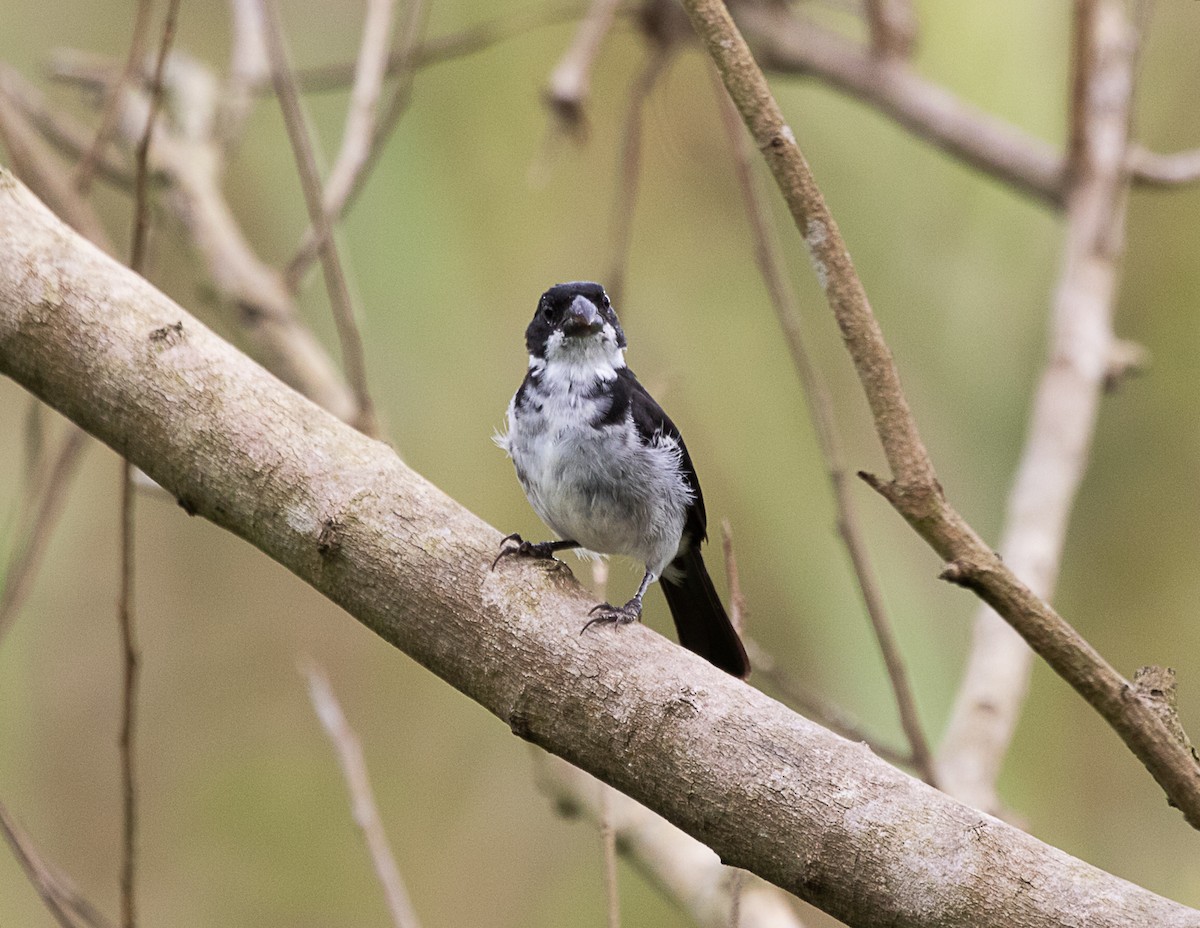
left=0, top=87, right=115, bottom=251
left=306, top=666, right=422, bottom=928
left=681, top=0, right=1200, bottom=828
left=283, top=0, right=428, bottom=292
left=256, top=0, right=379, bottom=435
left=599, top=784, right=622, bottom=928
left=2, top=172, right=1199, bottom=924
left=3, top=59, right=360, bottom=422
left=1134, top=666, right=1196, bottom=759
left=538, top=757, right=806, bottom=928
left=1127, top=144, right=1200, bottom=186
left=727, top=869, right=745, bottom=928
left=605, top=46, right=670, bottom=306
left=293, top=3, right=588, bottom=93
left=711, top=70, right=936, bottom=786
left=545, top=0, right=624, bottom=129
left=0, top=801, right=114, bottom=928
left=321, top=0, right=398, bottom=234
left=116, top=457, right=139, bottom=928
left=718, top=520, right=746, bottom=635
left=0, top=426, right=89, bottom=645
left=938, top=0, right=1139, bottom=813
left=119, top=9, right=177, bottom=925
left=129, top=0, right=180, bottom=271
left=73, top=0, right=154, bottom=193
left=221, top=0, right=271, bottom=143
left=736, top=6, right=1066, bottom=205
left=736, top=6, right=1196, bottom=203
left=863, top=0, right=917, bottom=59
left=0, top=64, right=133, bottom=188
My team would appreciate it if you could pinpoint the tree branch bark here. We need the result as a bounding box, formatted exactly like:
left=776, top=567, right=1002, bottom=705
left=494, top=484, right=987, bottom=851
left=1, top=170, right=1197, bottom=928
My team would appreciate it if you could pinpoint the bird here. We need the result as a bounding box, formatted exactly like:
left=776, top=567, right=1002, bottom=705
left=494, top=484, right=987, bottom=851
left=493, top=281, right=750, bottom=679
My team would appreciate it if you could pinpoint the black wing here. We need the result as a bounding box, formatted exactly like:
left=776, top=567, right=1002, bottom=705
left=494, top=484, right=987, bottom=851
left=604, top=367, right=708, bottom=545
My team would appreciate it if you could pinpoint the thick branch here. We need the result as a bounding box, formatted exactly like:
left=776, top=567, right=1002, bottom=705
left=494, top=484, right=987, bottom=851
left=1, top=170, right=1197, bottom=928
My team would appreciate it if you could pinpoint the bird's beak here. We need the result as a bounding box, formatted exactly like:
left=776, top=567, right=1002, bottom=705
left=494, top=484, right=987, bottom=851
left=562, top=295, right=603, bottom=336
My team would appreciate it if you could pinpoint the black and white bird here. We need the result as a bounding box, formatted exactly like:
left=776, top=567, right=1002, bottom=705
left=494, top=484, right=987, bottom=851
left=493, top=281, right=750, bottom=679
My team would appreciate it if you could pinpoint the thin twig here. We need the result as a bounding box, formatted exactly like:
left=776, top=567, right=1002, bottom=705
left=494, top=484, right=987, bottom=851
left=710, top=68, right=936, bottom=785
left=74, top=0, right=154, bottom=193
left=0, top=427, right=90, bottom=646
left=588, top=561, right=621, bottom=928
left=5, top=54, right=361, bottom=421
left=118, top=8, right=177, bottom=926
left=718, top=520, right=746, bottom=635
left=0, top=85, right=115, bottom=251
left=306, top=665, right=422, bottom=928
left=0, top=82, right=107, bottom=652
left=0, top=64, right=134, bottom=188
left=284, top=0, right=428, bottom=289
left=682, top=0, right=1200, bottom=828
left=130, top=0, right=180, bottom=273
left=220, top=0, right=270, bottom=143
left=727, top=868, right=744, bottom=928
left=599, top=783, right=621, bottom=928
left=1126, top=144, right=1200, bottom=186
left=320, top=0, right=398, bottom=225
left=116, top=460, right=139, bottom=928
left=862, top=0, right=917, bottom=58
left=293, top=2, right=589, bottom=93
left=0, top=802, right=115, bottom=928
left=257, top=0, right=379, bottom=436
left=605, top=47, right=669, bottom=307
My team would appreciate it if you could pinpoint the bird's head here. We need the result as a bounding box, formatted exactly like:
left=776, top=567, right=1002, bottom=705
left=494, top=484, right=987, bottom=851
left=525, top=282, right=627, bottom=369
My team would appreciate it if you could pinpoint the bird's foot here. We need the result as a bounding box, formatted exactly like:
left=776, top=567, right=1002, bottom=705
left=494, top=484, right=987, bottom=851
left=491, top=533, right=568, bottom=571
left=581, top=599, right=643, bottom=634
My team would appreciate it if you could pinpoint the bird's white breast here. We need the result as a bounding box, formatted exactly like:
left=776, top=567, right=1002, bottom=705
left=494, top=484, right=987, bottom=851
left=496, top=357, right=692, bottom=576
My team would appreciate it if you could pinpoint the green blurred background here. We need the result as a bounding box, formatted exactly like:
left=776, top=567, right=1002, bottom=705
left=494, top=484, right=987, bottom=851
left=2, top=1, right=1199, bottom=925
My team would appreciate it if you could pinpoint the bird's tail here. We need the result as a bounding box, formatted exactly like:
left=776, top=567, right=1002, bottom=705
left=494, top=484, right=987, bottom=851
left=660, top=546, right=750, bottom=679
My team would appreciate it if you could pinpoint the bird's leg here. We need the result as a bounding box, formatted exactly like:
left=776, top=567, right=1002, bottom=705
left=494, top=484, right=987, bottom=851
left=582, top=570, right=656, bottom=633
left=491, top=533, right=580, bottom=570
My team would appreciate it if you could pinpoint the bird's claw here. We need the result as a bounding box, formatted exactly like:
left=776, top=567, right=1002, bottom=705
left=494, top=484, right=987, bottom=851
left=581, top=600, right=642, bottom=635
left=491, top=533, right=566, bottom=571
